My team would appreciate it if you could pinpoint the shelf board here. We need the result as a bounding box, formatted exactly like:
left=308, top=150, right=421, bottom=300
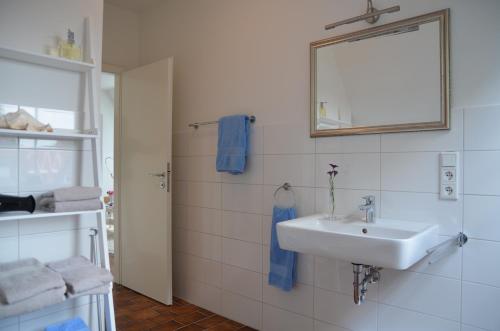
left=0, top=128, right=97, bottom=140
left=0, top=209, right=104, bottom=222
left=0, top=46, right=94, bottom=72
left=318, top=117, right=352, bottom=126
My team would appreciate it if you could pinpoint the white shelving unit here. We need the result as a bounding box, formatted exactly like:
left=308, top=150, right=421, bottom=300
left=0, top=18, right=116, bottom=331
left=0, top=210, right=104, bottom=222
left=0, top=128, right=98, bottom=140
left=318, top=116, right=352, bottom=127
left=0, top=45, right=95, bottom=72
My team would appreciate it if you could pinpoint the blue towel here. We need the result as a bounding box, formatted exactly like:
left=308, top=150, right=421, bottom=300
left=216, top=115, right=250, bottom=174
left=268, top=206, right=297, bottom=291
left=45, top=318, right=90, bottom=331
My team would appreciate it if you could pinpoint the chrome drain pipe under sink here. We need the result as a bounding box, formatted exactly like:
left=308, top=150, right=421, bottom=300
left=352, top=264, right=382, bottom=305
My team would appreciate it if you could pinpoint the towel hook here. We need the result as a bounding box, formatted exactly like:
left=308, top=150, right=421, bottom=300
left=273, top=182, right=296, bottom=208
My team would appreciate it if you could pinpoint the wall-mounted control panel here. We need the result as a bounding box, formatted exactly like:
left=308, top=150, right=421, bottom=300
left=440, top=152, right=459, bottom=200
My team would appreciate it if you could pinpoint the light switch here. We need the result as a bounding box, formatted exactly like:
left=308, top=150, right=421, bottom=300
left=440, top=153, right=457, bottom=167
left=440, top=152, right=458, bottom=200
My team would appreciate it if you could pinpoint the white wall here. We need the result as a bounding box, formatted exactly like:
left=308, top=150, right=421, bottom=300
left=102, top=2, right=140, bottom=69
left=0, top=0, right=104, bottom=330
left=100, top=74, right=115, bottom=193
left=138, top=0, right=500, bottom=129
left=138, top=0, right=500, bottom=330
left=316, top=46, right=351, bottom=124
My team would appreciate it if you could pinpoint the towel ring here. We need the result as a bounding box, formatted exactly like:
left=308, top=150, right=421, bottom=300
left=273, top=182, right=296, bottom=207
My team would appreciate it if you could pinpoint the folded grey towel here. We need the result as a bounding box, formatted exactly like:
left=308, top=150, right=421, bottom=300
left=0, top=258, right=65, bottom=305
left=0, top=286, right=66, bottom=319
left=66, top=284, right=110, bottom=299
left=41, top=186, right=102, bottom=202
left=47, top=256, right=113, bottom=294
left=39, top=199, right=102, bottom=213
left=0, top=258, right=37, bottom=272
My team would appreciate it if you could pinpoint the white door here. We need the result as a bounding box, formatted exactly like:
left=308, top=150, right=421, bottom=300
left=120, top=58, right=173, bottom=304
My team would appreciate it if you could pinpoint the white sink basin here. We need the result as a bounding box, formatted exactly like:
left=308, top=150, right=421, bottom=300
left=277, top=214, right=439, bottom=270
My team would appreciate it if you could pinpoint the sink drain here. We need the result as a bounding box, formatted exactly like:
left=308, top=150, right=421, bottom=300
left=362, top=228, right=368, bottom=234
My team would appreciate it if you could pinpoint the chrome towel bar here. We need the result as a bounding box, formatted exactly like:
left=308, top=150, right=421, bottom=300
left=188, top=115, right=256, bottom=129
left=426, top=232, right=468, bottom=265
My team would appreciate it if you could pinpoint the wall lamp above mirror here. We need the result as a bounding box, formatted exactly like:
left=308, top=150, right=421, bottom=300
left=310, top=9, right=450, bottom=137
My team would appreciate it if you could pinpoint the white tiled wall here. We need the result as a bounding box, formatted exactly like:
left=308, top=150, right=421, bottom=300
left=172, top=105, right=500, bottom=330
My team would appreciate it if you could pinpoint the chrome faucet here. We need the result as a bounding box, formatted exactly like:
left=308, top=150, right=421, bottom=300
left=359, top=195, right=376, bottom=223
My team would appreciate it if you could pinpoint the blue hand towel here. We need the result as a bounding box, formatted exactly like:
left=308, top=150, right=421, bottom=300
left=268, top=206, right=297, bottom=291
left=216, top=115, right=250, bottom=174
left=45, top=318, right=90, bottom=331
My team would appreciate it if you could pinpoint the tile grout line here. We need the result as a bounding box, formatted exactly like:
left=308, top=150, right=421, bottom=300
left=459, top=108, right=466, bottom=330
left=17, top=137, right=20, bottom=260
left=260, top=126, right=265, bottom=330
left=377, top=133, right=382, bottom=331
left=312, top=132, right=317, bottom=330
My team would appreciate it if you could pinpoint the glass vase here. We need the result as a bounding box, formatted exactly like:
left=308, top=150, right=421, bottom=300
left=329, top=185, right=335, bottom=220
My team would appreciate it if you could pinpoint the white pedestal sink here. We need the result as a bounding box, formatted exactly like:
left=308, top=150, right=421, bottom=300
left=277, top=214, right=439, bottom=270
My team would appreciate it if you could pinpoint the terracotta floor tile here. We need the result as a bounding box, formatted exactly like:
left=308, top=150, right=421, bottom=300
left=115, top=316, right=134, bottom=329
left=196, top=307, right=215, bottom=317
left=131, top=296, right=159, bottom=306
left=195, top=315, right=227, bottom=328
left=125, top=300, right=159, bottom=312
left=169, top=304, right=199, bottom=315
left=120, top=319, right=158, bottom=331
left=150, top=320, right=184, bottom=331
left=150, top=312, right=176, bottom=325
left=127, top=307, right=160, bottom=321
left=206, top=320, right=243, bottom=330
left=174, top=311, right=207, bottom=325
left=152, top=305, right=176, bottom=315
left=176, top=325, right=204, bottom=331
left=113, top=284, right=251, bottom=331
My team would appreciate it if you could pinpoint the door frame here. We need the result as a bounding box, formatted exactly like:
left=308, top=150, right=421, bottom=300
left=102, top=63, right=123, bottom=284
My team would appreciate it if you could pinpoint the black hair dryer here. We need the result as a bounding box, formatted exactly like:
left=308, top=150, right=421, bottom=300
left=0, top=194, right=36, bottom=213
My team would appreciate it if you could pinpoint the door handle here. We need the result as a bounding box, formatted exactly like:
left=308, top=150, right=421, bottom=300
left=166, top=163, right=171, bottom=193
left=149, top=172, right=166, bottom=178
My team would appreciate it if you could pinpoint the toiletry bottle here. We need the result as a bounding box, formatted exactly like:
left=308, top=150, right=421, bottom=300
left=319, top=102, right=327, bottom=118
left=59, top=29, right=82, bottom=61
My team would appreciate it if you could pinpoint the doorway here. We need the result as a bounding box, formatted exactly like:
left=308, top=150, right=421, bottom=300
left=100, top=71, right=120, bottom=281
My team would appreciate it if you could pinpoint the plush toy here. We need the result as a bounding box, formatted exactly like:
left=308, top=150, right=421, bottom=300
left=0, top=109, right=53, bottom=132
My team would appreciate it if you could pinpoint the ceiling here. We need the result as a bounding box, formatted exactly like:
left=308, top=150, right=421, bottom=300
left=104, top=0, right=162, bottom=12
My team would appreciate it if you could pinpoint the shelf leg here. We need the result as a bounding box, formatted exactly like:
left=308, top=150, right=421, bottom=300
left=97, top=211, right=116, bottom=331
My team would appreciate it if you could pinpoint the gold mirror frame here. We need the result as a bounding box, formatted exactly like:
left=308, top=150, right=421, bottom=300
left=310, top=9, right=450, bottom=137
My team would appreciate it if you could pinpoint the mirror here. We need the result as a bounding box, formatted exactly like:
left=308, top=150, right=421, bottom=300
left=310, top=9, right=449, bottom=137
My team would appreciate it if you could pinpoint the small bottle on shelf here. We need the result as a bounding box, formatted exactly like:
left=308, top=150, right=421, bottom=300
left=59, top=29, right=82, bottom=61
left=319, top=101, right=327, bottom=118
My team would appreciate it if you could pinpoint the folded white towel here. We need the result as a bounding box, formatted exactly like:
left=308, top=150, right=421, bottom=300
left=0, top=258, right=65, bottom=305
left=47, top=256, right=113, bottom=295
left=41, top=186, right=102, bottom=202
left=0, top=286, right=66, bottom=319
left=38, top=199, right=102, bottom=213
